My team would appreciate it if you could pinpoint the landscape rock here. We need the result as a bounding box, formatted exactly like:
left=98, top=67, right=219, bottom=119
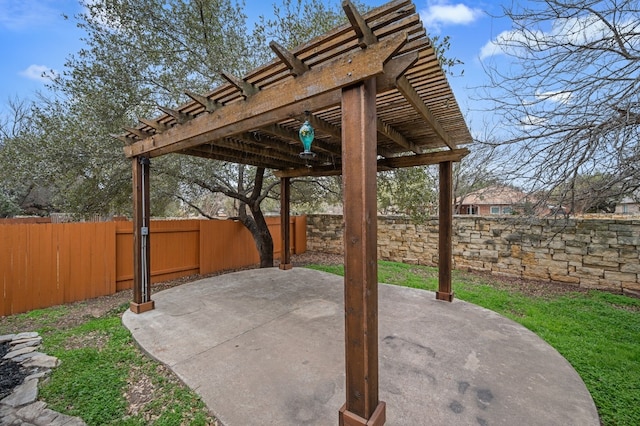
left=11, top=337, right=43, bottom=349
left=12, top=332, right=39, bottom=341
left=0, top=334, right=15, bottom=344
left=0, top=332, right=86, bottom=425
left=3, top=346, right=37, bottom=360
left=12, top=351, right=43, bottom=363
left=1, top=378, right=38, bottom=407
left=23, top=354, right=60, bottom=369
left=16, top=401, right=47, bottom=421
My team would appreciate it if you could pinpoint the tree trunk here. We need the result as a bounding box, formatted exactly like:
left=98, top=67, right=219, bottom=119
left=236, top=167, right=274, bottom=268
left=251, top=203, right=274, bottom=268
left=237, top=203, right=274, bottom=268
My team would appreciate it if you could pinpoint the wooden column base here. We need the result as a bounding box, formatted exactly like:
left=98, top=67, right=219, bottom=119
left=130, top=300, right=155, bottom=314
left=436, top=291, right=454, bottom=302
left=279, top=263, right=293, bottom=270
left=339, top=402, right=386, bottom=426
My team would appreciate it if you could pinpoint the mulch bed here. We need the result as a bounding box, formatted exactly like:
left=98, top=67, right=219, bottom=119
left=0, top=342, right=28, bottom=401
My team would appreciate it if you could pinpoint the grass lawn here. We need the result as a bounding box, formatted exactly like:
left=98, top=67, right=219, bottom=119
left=1, top=301, right=217, bottom=425
left=309, top=261, right=640, bottom=426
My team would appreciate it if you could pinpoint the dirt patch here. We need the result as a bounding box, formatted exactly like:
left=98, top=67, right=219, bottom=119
left=63, top=330, right=109, bottom=351
left=456, top=269, right=591, bottom=299
left=125, top=365, right=156, bottom=418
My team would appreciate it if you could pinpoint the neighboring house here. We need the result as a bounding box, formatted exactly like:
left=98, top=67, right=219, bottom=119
left=615, top=196, right=640, bottom=215
left=456, top=185, right=531, bottom=216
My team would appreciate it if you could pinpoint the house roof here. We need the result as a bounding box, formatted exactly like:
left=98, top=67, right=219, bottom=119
left=118, top=0, right=472, bottom=177
left=459, top=185, right=529, bottom=206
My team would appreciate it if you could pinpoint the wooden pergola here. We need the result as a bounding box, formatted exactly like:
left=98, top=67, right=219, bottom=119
left=120, top=0, right=472, bottom=424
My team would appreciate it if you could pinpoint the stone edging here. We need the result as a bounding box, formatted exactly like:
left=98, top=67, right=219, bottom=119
left=0, top=332, right=86, bottom=426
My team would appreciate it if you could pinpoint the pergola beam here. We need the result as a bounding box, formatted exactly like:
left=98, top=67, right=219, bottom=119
left=300, top=113, right=398, bottom=159
left=376, top=118, right=420, bottom=153
left=343, top=0, right=377, bottom=48
left=220, top=70, right=258, bottom=98
left=262, top=123, right=342, bottom=157
left=274, top=148, right=469, bottom=178
left=378, top=147, right=469, bottom=168
left=270, top=41, right=309, bottom=77
left=139, top=118, right=169, bottom=132
left=214, top=137, right=311, bottom=166
left=236, top=132, right=335, bottom=164
left=158, top=105, right=192, bottom=124
left=396, top=75, right=457, bottom=150
left=181, top=146, right=296, bottom=170
left=124, top=127, right=153, bottom=140
left=111, top=134, right=136, bottom=145
left=184, top=91, right=222, bottom=112
left=124, top=32, right=409, bottom=158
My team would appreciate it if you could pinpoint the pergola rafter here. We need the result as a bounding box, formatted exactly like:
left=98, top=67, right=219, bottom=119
left=121, top=1, right=472, bottom=424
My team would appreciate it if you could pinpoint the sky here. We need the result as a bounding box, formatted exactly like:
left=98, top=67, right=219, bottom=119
left=0, top=0, right=513, bottom=135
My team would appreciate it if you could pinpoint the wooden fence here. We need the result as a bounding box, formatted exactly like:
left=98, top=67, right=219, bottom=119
left=1, top=216, right=306, bottom=316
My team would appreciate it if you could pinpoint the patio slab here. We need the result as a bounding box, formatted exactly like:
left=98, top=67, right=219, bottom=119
left=122, top=268, right=599, bottom=426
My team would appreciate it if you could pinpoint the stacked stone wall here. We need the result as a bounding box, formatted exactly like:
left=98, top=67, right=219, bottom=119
left=306, top=214, right=640, bottom=297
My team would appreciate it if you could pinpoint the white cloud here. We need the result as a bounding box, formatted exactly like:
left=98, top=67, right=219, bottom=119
left=420, top=1, right=483, bottom=33
left=536, top=90, right=572, bottom=104
left=479, top=29, right=535, bottom=60
left=20, top=64, right=58, bottom=82
left=520, top=114, right=546, bottom=127
left=479, top=12, right=639, bottom=60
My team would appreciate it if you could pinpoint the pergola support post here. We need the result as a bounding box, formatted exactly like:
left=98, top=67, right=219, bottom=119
left=437, top=160, right=454, bottom=302
left=339, top=78, right=386, bottom=426
left=279, top=177, right=292, bottom=270
left=130, top=156, right=154, bottom=314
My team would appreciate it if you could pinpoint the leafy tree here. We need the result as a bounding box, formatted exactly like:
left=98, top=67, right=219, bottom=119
left=378, top=167, right=437, bottom=221
left=33, top=0, right=356, bottom=266
left=479, top=0, right=640, bottom=213
left=0, top=98, right=57, bottom=216
left=550, top=172, right=623, bottom=214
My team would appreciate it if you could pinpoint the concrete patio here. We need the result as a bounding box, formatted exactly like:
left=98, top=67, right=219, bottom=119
left=122, top=268, right=599, bottom=426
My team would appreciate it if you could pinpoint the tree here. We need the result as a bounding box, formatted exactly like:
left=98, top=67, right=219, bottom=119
left=34, top=0, right=354, bottom=266
left=378, top=167, right=437, bottom=221
left=479, top=0, right=640, bottom=212
left=0, top=98, right=58, bottom=217
left=452, top=143, right=500, bottom=214
left=550, top=172, right=623, bottom=214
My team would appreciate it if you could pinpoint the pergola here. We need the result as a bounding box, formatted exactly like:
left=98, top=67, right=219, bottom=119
left=120, top=0, right=472, bottom=424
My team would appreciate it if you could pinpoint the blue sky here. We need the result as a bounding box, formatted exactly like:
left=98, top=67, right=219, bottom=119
left=0, top=0, right=513, bottom=134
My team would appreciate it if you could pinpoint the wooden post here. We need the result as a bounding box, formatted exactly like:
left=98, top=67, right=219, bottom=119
left=339, top=78, right=386, bottom=426
left=437, top=160, right=454, bottom=302
left=131, top=156, right=154, bottom=314
left=279, top=177, right=292, bottom=270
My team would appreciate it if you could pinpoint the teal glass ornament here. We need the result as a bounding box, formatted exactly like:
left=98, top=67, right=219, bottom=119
left=298, top=120, right=316, bottom=159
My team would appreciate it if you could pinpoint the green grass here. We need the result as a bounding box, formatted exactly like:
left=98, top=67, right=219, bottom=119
left=308, top=261, right=640, bottom=426
left=17, top=304, right=215, bottom=426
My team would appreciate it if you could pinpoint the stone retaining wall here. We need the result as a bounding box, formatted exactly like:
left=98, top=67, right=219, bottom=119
left=306, top=214, right=640, bottom=297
